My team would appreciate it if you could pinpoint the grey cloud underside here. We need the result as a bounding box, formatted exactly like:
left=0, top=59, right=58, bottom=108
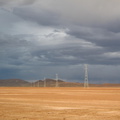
left=0, top=0, right=120, bottom=82
left=0, top=32, right=120, bottom=67
left=67, top=26, right=120, bottom=51
left=0, top=0, right=36, bottom=6
left=13, top=7, right=60, bottom=26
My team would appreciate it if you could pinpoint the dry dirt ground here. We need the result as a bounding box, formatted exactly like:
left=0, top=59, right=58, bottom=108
left=0, top=87, right=120, bottom=120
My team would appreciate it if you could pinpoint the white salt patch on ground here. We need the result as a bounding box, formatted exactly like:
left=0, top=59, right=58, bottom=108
left=44, top=106, right=82, bottom=110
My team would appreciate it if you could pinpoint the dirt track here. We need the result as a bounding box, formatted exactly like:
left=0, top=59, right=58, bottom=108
left=0, top=87, right=120, bottom=120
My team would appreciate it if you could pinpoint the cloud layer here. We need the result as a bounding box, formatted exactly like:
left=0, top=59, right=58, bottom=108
left=0, top=0, right=120, bottom=83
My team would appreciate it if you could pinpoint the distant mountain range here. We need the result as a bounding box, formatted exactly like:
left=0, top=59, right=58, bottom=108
left=0, top=79, right=30, bottom=87
left=0, top=79, right=120, bottom=87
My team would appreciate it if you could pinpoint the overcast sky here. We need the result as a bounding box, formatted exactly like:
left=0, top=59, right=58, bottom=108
left=0, top=0, right=120, bottom=83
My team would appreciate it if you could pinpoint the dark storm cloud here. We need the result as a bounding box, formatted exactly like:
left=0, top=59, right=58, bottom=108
left=13, top=7, right=60, bottom=26
left=0, top=0, right=12, bottom=6
left=0, top=0, right=120, bottom=83
left=0, top=33, right=32, bottom=65
left=1, top=31, right=119, bottom=71
left=105, top=20, right=120, bottom=33
left=0, top=0, right=36, bottom=6
left=30, top=43, right=104, bottom=66
left=0, top=32, right=99, bottom=67
left=21, top=0, right=37, bottom=5
left=0, top=67, right=21, bottom=79
left=0, top=33, right=29, bottom=46
left=67, top=26, right=120, bottom=52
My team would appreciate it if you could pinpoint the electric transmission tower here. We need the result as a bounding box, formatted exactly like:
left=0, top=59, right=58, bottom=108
left=44, top=77, right=46, bottom=87
left=84, top=64, right=89, bottom=87
left=56, top=74, right=58, bottom=87
left=38, top=80, right=40, bottom=87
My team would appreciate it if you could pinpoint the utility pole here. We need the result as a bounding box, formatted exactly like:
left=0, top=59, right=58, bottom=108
left=38, top=80, right=40, bottom=87
left=56, top=74, right=58, bottom=87
left=44, top=77, right=46, bottom=87
left=84, top=64, right=89, bottom=87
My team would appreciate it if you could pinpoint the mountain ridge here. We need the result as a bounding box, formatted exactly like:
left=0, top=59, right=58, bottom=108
left=0, top=79, right=120, bottom=87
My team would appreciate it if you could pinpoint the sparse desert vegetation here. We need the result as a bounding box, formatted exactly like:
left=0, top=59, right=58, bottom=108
left=0, top=87, right=120, bottom=120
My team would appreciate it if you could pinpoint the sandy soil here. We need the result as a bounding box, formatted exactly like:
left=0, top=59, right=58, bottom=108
left=0, top=87, right=120, bottom=120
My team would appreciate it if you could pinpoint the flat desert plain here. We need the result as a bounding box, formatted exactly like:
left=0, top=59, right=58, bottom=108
left=0, top=87, right=120, bottom=120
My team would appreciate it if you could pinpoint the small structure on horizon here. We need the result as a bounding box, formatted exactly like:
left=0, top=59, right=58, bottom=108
left=84, top=64, right=89, bottom=87
left=56, top=74, right=59, bottom=87
left=44, top=77, right=46, bottom=87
